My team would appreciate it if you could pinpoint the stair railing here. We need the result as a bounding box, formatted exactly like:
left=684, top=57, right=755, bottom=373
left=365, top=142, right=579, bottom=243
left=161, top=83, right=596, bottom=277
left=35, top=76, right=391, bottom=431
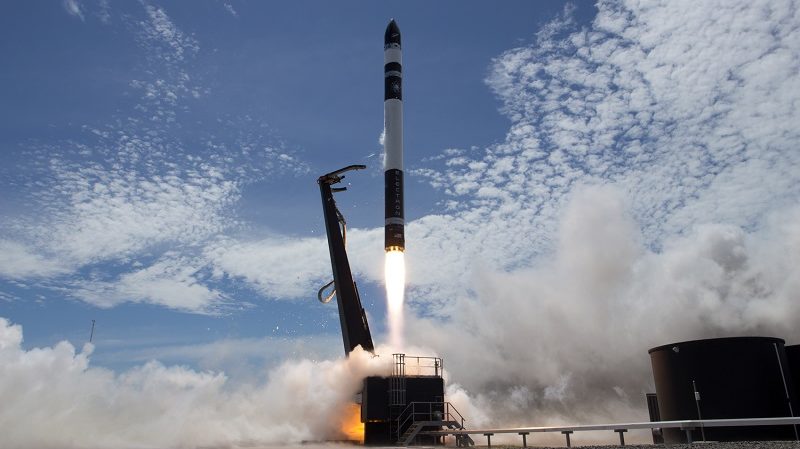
left=395, top=401, right=469, bottom=442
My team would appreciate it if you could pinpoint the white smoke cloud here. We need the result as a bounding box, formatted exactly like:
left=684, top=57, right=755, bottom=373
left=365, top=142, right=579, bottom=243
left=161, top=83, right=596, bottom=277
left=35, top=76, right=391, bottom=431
left=0, top=316, right=396, bottom=449
left=406, top=186, right=800, bottom=444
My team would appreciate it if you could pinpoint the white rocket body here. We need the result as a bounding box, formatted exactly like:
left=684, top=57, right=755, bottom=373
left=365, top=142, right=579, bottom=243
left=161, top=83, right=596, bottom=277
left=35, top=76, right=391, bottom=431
left=384, top=20, right=404, bottom=252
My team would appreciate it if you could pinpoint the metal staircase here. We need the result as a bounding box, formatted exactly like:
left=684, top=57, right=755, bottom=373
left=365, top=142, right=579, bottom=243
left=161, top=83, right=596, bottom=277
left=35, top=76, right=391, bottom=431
left=386, top=354, right=473, bottom=446
left=394, top=401, right=475, bottom=446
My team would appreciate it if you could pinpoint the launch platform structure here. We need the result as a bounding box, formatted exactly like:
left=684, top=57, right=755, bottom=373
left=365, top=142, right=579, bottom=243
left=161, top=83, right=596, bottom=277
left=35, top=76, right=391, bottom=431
left=383, top=354, right=475, bottom=446
left=317, top=166, right=473, bottom=446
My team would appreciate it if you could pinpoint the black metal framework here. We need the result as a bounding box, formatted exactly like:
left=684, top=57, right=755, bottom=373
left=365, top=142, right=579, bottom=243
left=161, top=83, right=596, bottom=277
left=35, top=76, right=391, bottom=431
left=317, top=165, right=374, bottom=355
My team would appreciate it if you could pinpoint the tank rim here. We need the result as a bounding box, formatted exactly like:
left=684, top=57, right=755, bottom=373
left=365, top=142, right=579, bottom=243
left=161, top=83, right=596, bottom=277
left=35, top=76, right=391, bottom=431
left=648, top=336, right=785, bottom=354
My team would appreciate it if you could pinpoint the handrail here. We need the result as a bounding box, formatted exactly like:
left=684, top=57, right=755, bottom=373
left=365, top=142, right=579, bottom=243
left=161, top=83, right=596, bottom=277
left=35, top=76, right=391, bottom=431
left=394, top=355, right=443, bottom=377
left=447, top=402, right=466, bottom=427
left=396, top=401, right=468, bottom=442
left=422, top=416, right=800, bottom=435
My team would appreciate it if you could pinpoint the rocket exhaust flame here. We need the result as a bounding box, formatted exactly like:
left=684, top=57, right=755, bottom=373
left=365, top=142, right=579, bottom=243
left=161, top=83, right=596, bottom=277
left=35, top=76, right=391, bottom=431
left=339, top=402, right=365, bottom=442
left=385, top=250, right=405, bottom=349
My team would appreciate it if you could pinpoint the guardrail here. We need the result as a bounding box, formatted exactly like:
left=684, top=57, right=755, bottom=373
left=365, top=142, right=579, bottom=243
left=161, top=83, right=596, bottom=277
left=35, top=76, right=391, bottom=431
left=421, top=416, right=800, bottom=447
left=397, top=401, right=466, bottom=436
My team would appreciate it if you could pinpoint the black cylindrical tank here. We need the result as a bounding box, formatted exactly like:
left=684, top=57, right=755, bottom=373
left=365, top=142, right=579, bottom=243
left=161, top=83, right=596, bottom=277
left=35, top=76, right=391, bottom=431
left=649, top=337, right=798, bottom=443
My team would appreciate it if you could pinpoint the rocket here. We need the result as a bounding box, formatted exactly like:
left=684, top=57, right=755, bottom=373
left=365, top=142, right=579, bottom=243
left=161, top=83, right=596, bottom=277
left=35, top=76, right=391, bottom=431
left=384, top=19, right=404, bottom=252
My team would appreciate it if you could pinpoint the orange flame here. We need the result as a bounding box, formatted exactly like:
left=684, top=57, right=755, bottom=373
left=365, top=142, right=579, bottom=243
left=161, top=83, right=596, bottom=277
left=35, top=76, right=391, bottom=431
left=339, top=402, right=364, bottom=443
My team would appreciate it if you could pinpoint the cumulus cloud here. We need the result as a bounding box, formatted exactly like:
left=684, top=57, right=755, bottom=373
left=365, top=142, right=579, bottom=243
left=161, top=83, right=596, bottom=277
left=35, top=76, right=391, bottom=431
left=0, top=317, right=394, bottom=449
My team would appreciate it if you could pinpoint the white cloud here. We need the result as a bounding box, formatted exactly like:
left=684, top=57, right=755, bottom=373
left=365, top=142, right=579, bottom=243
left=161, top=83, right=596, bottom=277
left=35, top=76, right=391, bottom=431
left=72, top=255, right=225, bottom=313
left=7, top=0, right=793, bottom=318
left=221, top=1, right=238, bottom=18
left=62, top=0, right=84, bottom=21
left=96, top=0, right=111, bottom=23
left=0, top=3, right=308, bottom=313
left=407, top=0, right=800, bottom=307
left=42, top=162, right=239, bottom=265
left=207, top=236, right=329, bottom=299
left=206, top=226, right=385, bottom=300
left=129, top=2, right=206, bottom=121
left=140, top=4, right=199, bottom=63
left=0, top=240, right=67, bottom=279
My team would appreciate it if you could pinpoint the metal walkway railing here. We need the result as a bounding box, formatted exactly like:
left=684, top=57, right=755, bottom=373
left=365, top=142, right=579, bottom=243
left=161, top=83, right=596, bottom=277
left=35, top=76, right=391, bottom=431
left=396, top=401, right=474, bottom=446
left=421, top=416, right=800, bottom=448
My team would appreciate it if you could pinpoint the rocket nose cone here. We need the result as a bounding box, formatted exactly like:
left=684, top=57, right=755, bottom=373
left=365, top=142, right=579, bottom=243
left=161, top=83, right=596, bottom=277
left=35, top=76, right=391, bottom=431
left=385, top=19, right=401, bottom=47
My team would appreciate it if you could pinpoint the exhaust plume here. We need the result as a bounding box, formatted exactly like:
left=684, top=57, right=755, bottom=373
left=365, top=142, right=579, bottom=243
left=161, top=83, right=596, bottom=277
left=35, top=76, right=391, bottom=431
left=385, top=250, right=406, bottom=349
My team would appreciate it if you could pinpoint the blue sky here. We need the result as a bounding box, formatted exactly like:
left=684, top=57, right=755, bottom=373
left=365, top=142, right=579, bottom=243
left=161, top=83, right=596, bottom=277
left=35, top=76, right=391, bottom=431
left=1, top=1, right=799, bottom=447
left=1, top=0, right=592, bottom=362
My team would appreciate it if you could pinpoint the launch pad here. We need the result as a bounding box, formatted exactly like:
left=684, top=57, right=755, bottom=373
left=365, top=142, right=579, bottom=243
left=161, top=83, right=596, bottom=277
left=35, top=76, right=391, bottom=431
left=361, top=354, right=472, bottom=446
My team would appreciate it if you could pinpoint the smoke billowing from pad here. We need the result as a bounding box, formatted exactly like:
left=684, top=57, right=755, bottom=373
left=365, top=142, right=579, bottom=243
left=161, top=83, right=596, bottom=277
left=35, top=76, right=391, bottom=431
left=406, top=186, right=800, bottom=444
left=0, top=317, right=394, bottom=449
left=385, top=250, right=406, bottom=349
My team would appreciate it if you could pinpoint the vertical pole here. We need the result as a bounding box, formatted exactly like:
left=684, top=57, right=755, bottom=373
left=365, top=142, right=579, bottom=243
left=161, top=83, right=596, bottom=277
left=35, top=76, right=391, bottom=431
left=484, top=433, right=493, bottom=448
left=519, top=432, right=528, bottom=448
left=615, top=429, right=627, bottom=446
left=774, top=343, right=799, bottom=441
left=692, top=380, right=706, bottom=441
left=562, top=431, right=573, bottom=447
